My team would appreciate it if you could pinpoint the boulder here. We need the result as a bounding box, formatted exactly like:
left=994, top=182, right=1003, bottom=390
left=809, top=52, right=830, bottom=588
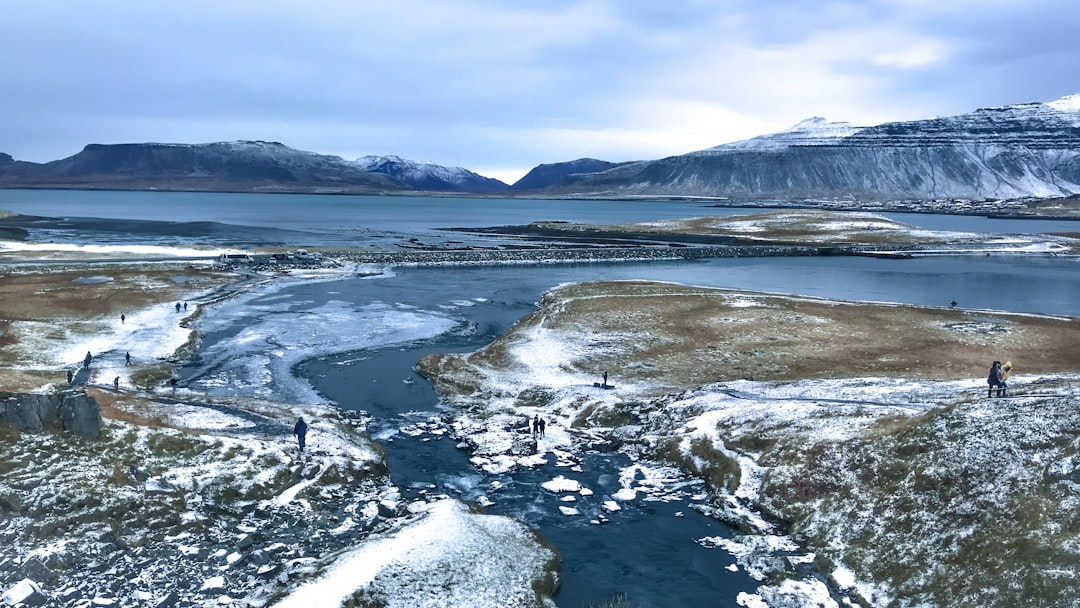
left=0, top=391, right=101, bottom=438
left=58, top=392, right=101, bottom=438
left=1, top=578, right=47, bottom=607
left=0, top=393, right=58, bottom=433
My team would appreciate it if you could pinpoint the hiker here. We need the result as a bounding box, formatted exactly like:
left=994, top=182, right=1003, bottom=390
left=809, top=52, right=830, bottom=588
left=293, top=417, right=308, bottom=452
left=125, top=351, right=131, bottom=366
left=988, top=361, right=1005, bottom=398
left=121, top=313, right=126, bottom=324
left=84, top=351, right=93, bottom=369
left=169, top=377, right=178, bottom=390
left=183, top=302, right=188, bottom=312
left=602, top=371, right=609, bottom=387
left=532, top=414, right=539, bottom=437
left=538, top=417, right=546, bottom=439
left=67, top=369, right=73, bottom=384
left=175, top=302, right=181, bottom=313
left=113, top=376, right=119, bottom=390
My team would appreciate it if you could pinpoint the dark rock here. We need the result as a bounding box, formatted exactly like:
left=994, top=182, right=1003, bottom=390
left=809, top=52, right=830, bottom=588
left=236, top=533, right=255, bottom=551
left=0, top=393, right=59, bottom=433
left=15, top=559, right=56, bottom=585
left=0, top=491, right=22, bottom=515
left=1, top=579, right=47, bottom=607
left=377, top=502, right=397, bottom=519
left=58, top=392, right=102, bottom=438
left=0, top=391, right=101, bottom=438
left=155, top=589, right=181, bottom=608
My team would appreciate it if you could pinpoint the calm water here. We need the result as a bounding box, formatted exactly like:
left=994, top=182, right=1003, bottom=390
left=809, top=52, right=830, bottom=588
left=2, top=189, right=1078, bottom=249
left=7, top=190, right=1080, bottom=607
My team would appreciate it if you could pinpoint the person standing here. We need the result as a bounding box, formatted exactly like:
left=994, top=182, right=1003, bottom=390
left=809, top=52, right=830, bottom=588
left=84, top=351, right=93, bottom=369
left=125, top=351, right=131, bottom=366
left=987, top=361, right=1004, bottom=398
left=293, top=417, right=308, bottom=452
left=538, top=417, right=546, bottom=439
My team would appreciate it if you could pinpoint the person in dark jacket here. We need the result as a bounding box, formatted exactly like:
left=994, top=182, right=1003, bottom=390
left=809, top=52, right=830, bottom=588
left=987, top=361, right=1004, bottom=398
left=293, top=417, right=308, bottom=452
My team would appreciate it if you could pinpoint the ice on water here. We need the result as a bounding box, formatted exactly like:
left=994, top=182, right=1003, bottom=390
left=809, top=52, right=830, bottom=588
left=190, top=282, right=458, bottom=403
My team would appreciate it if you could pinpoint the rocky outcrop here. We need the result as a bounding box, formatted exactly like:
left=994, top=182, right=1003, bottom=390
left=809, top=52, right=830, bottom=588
left=0, top=391, right=101, bottom=438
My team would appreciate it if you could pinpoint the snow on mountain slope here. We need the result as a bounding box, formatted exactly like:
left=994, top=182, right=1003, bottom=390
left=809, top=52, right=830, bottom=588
left=702, top=117, right=864, bottom=152
left=353, top=155, right=508, bottom=194
left=548, top=94, right=1080, bottom=201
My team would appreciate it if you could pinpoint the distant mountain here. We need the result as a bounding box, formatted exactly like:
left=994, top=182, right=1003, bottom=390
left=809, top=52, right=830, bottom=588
left=353, top=155, right=508, bottom=194
left=0, top=142, right=505, bottom=195
left=532, top=95, right=1080, bottom=201
left=509, top=158, right=634, bottom=191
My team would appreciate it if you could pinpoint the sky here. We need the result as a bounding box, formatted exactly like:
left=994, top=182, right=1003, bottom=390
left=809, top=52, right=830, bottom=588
left=2, top=0, right=1079, bottom=185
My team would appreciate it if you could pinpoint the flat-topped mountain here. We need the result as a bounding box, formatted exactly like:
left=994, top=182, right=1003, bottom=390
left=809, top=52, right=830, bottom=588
left=0, top=142, right=509, bottom=195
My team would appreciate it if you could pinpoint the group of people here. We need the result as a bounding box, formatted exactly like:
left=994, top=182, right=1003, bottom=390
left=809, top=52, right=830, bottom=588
left=987, top=360, right=1013, bottom=398
left=531, top=414, right=546, bottom=439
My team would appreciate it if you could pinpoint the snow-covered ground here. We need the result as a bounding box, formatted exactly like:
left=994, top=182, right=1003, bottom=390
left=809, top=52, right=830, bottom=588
left=420, top=281, right=1080, bottom=607
left=0, top=262, right=561, bottom=608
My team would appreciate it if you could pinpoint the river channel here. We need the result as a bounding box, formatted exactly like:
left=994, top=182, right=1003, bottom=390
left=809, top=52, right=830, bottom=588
left=182, top=253, right=1080, bottom=607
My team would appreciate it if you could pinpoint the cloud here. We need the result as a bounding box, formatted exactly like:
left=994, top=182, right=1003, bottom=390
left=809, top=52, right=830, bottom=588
left=2, top=0, right=1078, bottom=182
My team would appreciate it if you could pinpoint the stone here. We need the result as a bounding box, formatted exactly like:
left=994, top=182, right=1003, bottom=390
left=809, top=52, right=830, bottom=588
left=58, top=392, right=102, bottom=438
left=155, top=590, right=180, bottom=608
left=0, top=391, right=101, bottom=438
left=1, top=579, right=47, bottom=607
left=15, top=559, right=57, bottom=585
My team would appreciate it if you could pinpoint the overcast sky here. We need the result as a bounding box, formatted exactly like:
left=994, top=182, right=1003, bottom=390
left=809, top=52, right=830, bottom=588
left=2, top=0, right=1078, bottom=184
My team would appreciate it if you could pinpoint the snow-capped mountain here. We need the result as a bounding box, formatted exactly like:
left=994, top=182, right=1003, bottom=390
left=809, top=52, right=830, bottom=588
left=352, top=155, right=508, bottom=194
left=538, top=95, right=1080, bottom=201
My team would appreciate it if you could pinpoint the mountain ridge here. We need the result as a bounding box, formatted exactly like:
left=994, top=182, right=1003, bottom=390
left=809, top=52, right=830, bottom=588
left=3, top=95, right=1080, bottom=200
left=0, top=141, right=509, bottom=195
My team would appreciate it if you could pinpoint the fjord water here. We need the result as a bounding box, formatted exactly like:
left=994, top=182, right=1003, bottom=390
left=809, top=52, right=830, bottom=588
left=3, top=189, right=1080, bottom=249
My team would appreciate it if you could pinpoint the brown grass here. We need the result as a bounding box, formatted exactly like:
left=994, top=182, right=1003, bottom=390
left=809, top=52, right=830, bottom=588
left=89, top=388, right=173, bottom=429
left=509, top=281, right=1080, bottom=391
left=0, top=267, right=225, bottom=321
left=129, top=364, right=176, bottom=390
left=0, top=264, right=233, bottom=388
